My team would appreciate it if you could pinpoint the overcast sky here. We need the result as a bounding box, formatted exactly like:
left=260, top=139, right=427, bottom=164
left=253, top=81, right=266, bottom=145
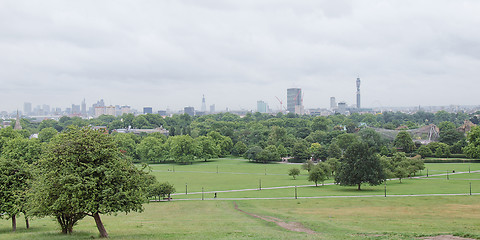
left=1, top=0, right=479, bottom=112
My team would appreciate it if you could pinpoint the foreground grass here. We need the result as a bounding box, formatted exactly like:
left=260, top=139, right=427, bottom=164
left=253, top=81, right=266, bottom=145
left=3, top=159, right=480, bottom=239
left=2, top=196, right=479, bottom=239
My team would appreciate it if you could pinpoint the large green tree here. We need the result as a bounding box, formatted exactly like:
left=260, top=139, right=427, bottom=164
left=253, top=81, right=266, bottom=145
left=394, top=131, right=415, bottom=153
left=0, top=158, right=31, bottom=231
left=463, top=126, right=480, bottom=158
left=308, top=163, right=330, bottom=186
left=167, top=135, right=199, bottom=164
left=195, top=136, right=220, bottom=161
left=136, top=136, right=167, bottom=163
left=29, top=127, right=150, bottom=237
left=335, top=142, right=386, bottom=190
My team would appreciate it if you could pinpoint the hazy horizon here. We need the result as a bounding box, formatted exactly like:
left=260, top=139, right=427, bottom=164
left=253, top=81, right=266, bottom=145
left=1, top=1, right=479, bottom=112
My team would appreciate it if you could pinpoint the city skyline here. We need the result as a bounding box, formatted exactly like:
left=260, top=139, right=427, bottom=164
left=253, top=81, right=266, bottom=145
left=1, top=1, right=479, bottom=112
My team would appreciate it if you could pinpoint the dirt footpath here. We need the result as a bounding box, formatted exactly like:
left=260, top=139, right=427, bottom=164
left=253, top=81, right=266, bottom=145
left=233, top=202, right=316, bottom=234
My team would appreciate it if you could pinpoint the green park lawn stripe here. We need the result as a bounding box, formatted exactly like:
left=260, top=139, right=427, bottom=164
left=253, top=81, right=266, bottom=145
left=3, top=196, right=480, bottom=239
left=4, top=159, right=480, bottom=239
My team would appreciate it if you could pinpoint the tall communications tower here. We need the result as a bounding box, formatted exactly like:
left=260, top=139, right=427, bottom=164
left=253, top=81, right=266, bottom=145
left=356, top=77, right=361, bottom=109
left=201, top=95, right=206, bottom=112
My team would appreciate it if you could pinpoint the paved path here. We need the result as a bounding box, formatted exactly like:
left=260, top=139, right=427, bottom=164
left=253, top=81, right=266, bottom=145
left=163, top=170, right=480, bottom=201
left=166, top=193, right=480, bottom=201
left=172, top=170, right=480, bottom=196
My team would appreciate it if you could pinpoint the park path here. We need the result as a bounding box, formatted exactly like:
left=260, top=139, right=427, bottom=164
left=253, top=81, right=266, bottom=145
left=171, top=170, right=480, bottom=196
left=233, top=202, right=316, bottom=234
left=169, top=192, right=480, bottom=201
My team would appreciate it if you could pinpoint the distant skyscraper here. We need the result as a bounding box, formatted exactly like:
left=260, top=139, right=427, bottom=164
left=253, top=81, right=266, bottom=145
left=356, top=77, right=361, bottom=109
left=201, top=95, right=206, bottom=112
left=257, top=100, right=267, bottom=113
left=338, top=102, right=347, bottom=114
left=43, top=104, right=50, bottom=114
left=143, top=107, right=153, bottom=114
left=287, top=88, right=302, bottom=113
left=72, top=104, right=80, bottom=114
left=210, top=104, right=215, bottom=113
left=330, top=97, right=337, bottom=110
left=81, top=98, right=87, bottom=116
left=23, top=102, right=32, bottom=115
left=184, top=106, right=195, bottom=116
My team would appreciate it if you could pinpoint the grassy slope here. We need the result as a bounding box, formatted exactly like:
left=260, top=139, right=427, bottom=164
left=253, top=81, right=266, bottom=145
left=2, top=158, right=480, bottom=239
left=2, top=197, right=479, bottom=240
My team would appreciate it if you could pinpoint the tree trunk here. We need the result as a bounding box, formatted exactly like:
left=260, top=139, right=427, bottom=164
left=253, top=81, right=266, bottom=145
left=93, top=212, right=108, bottom=238
left=12, top=214, right=16, bottom=232
left=315, top=181, right=318, bottom=187
left=358, top=183, right=361, bottom=190
left=25, top=215, right=30, bottom=229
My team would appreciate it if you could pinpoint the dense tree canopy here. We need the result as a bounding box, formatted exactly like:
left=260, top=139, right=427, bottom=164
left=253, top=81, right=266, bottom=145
left=29, top=127, right=151, bottom=237
left=335, top=142, right=386, bottom=190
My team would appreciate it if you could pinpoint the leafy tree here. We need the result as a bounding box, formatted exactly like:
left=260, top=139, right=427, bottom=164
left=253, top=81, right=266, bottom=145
left=305, top=130, right=327, bottom=144
left=406, top=155, right=425, bottom=176
left=358, top=128, right=383, bottom=152
left=38, top=127, right=58, bottom=143
left=1, top=138, right=42, bottom=164
left=308, top=163, right=329, bottom=186
left=195, top=136, right=220, bottom=161
left=136, top=136, right=166, bottom=163
left=451, top=139, right=467, bottom=154
left=0, top=127, right=22, bottom=151
left=167, top=135, right=199, bottom=164
left=29, top=127, right=150, bottom=237
left=438, top=121, right=456, bottom=132
left=426, top=142, right=451, bottom=158
left=0, top=158, right=31, bottom=231
left=327, top=142, right=342, bottom=159
left=394, top=131, right=415, bottom=153
left=390, top=152, right=410, bottom=183
left=232, top=141, right=247, bottom=156
left=256, top=145, right=280, bottom=163
left=335, top=133, right=359, bottom=154
left=417, top=145, right=433, bottom=158
left=288, top=167, right=300, bottom=180
left=302, top=159, right=315, bottom=172
left=148, top=182, right=176, bottom=201
left=113, top=133, right=138, bottom=160
left=311, top=117, right=331, bottom=131
left=439, top=128, right=465, bottom=146
left=309, top=143, right=327, bottom=161
left=335, top=142, right=386, bottom=190
left=326, top=158, right=341, bottom=178
left=245, top=146, right=262, bottom=161
left=276, top=144, right=288, bottom=158
left=292, top=139, right=310, bottom=162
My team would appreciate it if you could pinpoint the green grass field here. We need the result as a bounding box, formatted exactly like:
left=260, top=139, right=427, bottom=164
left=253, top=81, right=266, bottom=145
left=2, top=158, right=480, bottom=239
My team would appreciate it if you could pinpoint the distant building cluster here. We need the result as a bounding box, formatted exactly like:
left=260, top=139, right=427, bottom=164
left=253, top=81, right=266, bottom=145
left=2, top=76, right=479, bottom=122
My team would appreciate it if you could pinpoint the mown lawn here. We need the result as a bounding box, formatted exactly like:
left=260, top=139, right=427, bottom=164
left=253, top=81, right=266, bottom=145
left=2, top=158, right=480, bottom=239
left=2, top=196, right=479, bottom=239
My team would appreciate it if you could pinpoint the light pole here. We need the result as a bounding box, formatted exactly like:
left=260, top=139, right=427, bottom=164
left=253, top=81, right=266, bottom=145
left=384, top=181, right=387, bottom=197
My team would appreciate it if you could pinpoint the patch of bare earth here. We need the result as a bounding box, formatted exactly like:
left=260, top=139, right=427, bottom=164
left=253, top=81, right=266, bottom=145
left=234, top=202, right=316, bottom=234
left=419, top=235, right=476, bottom=240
